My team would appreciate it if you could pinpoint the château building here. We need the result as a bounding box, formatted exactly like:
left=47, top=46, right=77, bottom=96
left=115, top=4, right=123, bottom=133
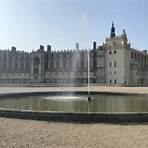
left=0, top=23, right=148, bottom=85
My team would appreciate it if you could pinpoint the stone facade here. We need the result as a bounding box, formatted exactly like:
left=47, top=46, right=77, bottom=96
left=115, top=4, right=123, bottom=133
left=0, top=24, right=148, bottom=85
left=0, top=46, right=30, bottom=84
left=31, top=45, right=98, bottom=85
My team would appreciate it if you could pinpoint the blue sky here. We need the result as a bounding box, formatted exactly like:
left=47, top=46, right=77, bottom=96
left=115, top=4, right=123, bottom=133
left=0, top=0, right=148, bottom=51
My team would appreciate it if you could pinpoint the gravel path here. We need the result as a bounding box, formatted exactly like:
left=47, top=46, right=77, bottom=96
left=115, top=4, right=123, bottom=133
left=1, top=117, right=148, bottom=148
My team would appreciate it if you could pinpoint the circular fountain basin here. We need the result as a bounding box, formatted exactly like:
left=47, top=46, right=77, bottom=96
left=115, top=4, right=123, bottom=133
left=1, top=93, right=148, bottom=123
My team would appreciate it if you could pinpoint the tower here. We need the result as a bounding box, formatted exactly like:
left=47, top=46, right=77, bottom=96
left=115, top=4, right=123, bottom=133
left=110, top=22, right=116, bottom=38
left=105, top=23, right=131, bottom=85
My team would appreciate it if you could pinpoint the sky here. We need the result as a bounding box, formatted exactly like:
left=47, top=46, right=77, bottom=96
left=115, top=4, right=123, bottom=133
left=0, top=0, right=148, bottom=51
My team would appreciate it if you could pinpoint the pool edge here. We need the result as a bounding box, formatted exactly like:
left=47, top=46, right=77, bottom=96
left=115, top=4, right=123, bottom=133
left=0, top=108, right=148, bottom=123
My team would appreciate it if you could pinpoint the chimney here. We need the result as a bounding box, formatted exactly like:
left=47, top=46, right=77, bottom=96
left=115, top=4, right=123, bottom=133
left=47, top=45, right=51, bottom=53
left=40, top=45, right=44, bottom=50
left=76, top=42, right=79, bottom=50
left=11, top=46, right=16, bottom=52
left=93, top=41, right=96, bottom=50
left=143, top=50, right=147, bottom=54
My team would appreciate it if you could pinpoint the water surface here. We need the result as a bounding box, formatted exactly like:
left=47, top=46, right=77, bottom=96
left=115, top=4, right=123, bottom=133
left=0, top=94, right=148, bottom=112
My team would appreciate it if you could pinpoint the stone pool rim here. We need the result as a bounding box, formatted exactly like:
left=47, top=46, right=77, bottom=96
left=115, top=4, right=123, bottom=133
left=0, top=91, right=148, bottom=123
left=1, top=108, right=148, bottom=123
left=0, top=90, right=148, bottom=98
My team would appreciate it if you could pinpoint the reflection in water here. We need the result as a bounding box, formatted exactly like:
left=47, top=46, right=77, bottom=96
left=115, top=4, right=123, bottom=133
left=44, top=96, right=88, bottom=101
left=0, top=95, right=148, bottom=112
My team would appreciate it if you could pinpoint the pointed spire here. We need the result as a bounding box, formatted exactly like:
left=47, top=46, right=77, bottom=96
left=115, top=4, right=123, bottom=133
left=110, top=22, right=116, bottom=38
left=122, top=29, right=128, bottom=46
left=112, top=22, right=114, bottom=27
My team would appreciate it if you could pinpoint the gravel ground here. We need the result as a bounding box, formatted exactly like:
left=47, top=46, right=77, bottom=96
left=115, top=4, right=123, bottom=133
left=1, top=117, right=148, bottom=148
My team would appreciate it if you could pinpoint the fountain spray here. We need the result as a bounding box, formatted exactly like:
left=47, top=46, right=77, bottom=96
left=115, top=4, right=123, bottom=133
left=87, top=48, right=91, bottom=101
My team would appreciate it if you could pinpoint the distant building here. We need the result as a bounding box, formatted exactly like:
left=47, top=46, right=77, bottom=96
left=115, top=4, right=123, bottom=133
left=0, top=23, right=148, bottom=85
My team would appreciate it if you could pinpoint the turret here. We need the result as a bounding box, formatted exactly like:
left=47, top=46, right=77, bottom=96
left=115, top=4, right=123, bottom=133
left=123, top=29, right=127, bottom=40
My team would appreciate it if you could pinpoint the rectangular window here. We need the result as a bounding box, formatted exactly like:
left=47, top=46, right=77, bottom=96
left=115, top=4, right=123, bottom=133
left=114, top=79, right=117, bottom=84
left=109, top=62, right=112, bottom=67
left=110, top=79, right=112, bottom=84
left=114, top=61, right=117, bottom=67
